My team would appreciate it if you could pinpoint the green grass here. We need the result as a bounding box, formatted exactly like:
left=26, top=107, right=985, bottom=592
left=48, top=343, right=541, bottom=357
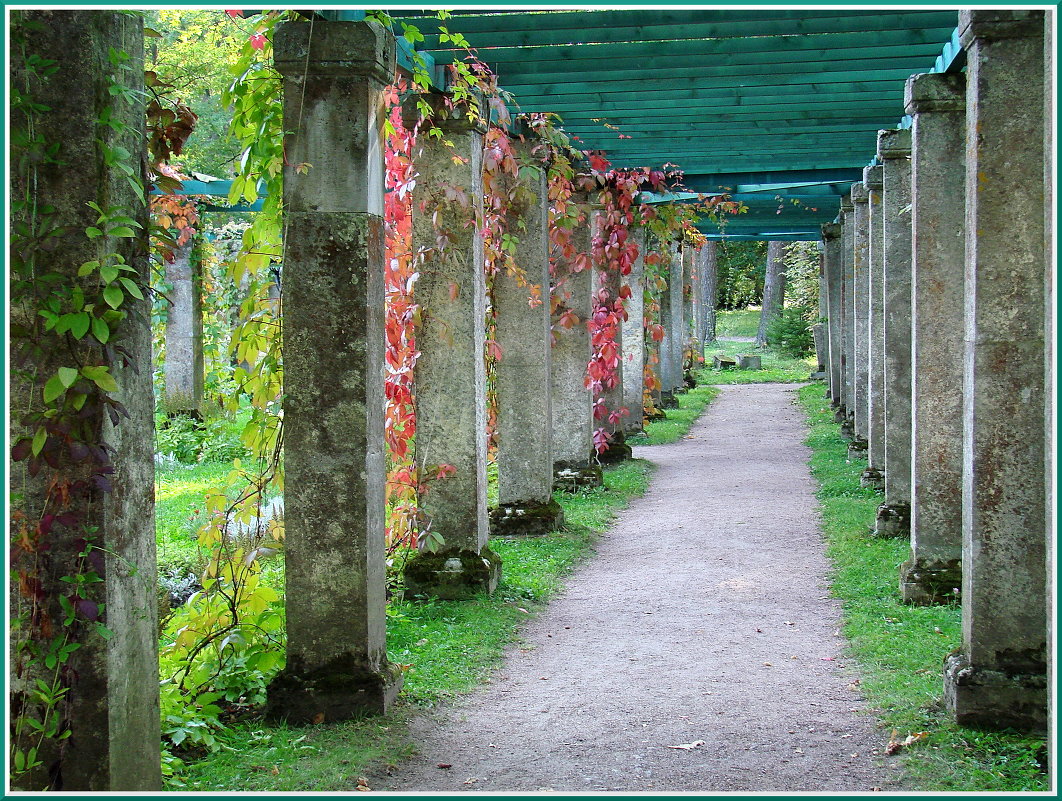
left=172, top=459, right=656, bottom=791
left=628, top=381, right=719, bottom=446
left=155, top=460, right=233, bottom=572
left=701, top=341, right=816, bottom=384
left=714, top=307, right=760, bottom=338
left=797, top=383, right=1048, bottom=792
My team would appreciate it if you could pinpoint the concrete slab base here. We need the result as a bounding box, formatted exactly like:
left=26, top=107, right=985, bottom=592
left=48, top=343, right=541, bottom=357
left=660, top=390, right=679, bottom=409
left=859, top=467, right=884, bottom=492
left=489, top=498, right=565, bottom=537
left=552, top=461, right=603, bottom=491
left=847, top=438, right=867, bottom=461
left=873, top=502, right=910, bottom=538
left=266, top=655, right=403, bottom=723
left=404, top=547, right=502, bottom=601
left=597, top=434, right=633, bottom=465
left=944, top=651, right=1047, bottom=733
left=899, top=556, right=961, bottom=605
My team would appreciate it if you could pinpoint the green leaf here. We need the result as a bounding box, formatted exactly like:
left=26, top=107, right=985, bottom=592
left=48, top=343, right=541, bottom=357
left=43, top=375, right=65, bottom=404
left=103, top=285, right=123, bottom=309
left=69, top=311, right=90, bottom=339
left=119, top=276, right=143, bottom=300
left=77, top=260, right=99, bottom=277
left=31, top=426, right=46, bottom=457
left=58, top=367, right=78, bottom=388
left=106, top=226, right=136, bottom=238
left=92, top=315, right=110, bottom=344
left=85, top=226, right=103, bottom=239
left=100, top=263, right=119, bottom=283
left=83, top=366, right=119, bottom=393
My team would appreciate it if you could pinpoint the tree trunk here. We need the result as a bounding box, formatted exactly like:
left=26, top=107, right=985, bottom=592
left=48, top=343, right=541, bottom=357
left=756, top=240, right=787, bottom=347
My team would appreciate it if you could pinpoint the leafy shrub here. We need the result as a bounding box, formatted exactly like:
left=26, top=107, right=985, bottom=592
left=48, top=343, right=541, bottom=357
left=155, top=413, right=249, bottom=464
left=766, top=305, right=814, bottom=358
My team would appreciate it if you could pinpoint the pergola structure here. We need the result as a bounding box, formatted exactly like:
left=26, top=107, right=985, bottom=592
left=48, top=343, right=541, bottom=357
left=11, top=7, right=1052, bottom=791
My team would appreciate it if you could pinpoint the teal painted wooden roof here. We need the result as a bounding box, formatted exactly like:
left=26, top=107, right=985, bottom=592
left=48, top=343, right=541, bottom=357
left=391, top=8, right=960, bottom=239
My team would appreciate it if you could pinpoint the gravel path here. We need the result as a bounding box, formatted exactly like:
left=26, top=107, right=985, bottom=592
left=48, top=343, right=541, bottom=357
left=378, top=383, right=903, bottom=793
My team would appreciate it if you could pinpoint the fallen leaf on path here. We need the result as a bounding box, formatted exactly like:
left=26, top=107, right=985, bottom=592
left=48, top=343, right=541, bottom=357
left=464, top=777, right=480, bottom=786
left=820, top=657, right=835, bottom=661
left=437, top=763, right=452, bottom=769
left=666, top=740, right=706, bottom=751
left=355, top=777, right=371, bottom=791
left=517, top=607, right=529, bottom=614
left=886, top=730, right=929, bottom=755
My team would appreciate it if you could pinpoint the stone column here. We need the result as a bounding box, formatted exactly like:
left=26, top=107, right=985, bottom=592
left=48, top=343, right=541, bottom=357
left=900, top=72, right=966, bottom=604
left=943, top=9, right=1047, bottom=733
left=9, top=11, right=158, bottom=790
left=874, top=129, right=914, bottom=538
left=595, top=210, right=633, bottom=463
left=268, top=20, right=401, bottom=720
left=821, top=223, right=844, bottom=408
left=162, top=239, right=204, bottom=415
left=551, top=192, right=602, bottom=489
left=703, top=241, right=719, bottom=345
left=670, top=242, right=687, bottom=393
left=658, top=242, right=680, bottom=409
left=401, top=95, right=501, bottom=599
left=861, top=165, right=886, bottom=491
left=757, top=240, right=787, bottom=347
left=683, top=243, right=698, bottom=383
left=839, top=194, right=856, bottom=435
left=491, top=135, right=564, bottom=536
left=621, top=229, right=646, bottom=436
left=693, top=244, right=706, bottom=355
left=849, top=183, right=870, bottom=458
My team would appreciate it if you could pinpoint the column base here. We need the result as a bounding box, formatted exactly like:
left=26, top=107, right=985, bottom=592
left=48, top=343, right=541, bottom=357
left=683, top=371, right=698, bottom=389
left=552, top=461, right=603, bottom=491
left=838, top=415, right=853, bottom=439
left=859, top=467, right=885, bottom=491
left=597, top=433, right=633, bottom=464
left=659, top=390, right=679, bottom=409
left=847, top=438, right=867, bottom=460
left=808, top=370, right=827, bottom=380
left=266, top=654, right=403, bottom=724
left=645, top=407, right=667, bottom=422
left=943, top=650, right=1047, bottom=733
left=489, top=498, right=565, bottom=537
left=403, top=547, right=501, bottom=601
left=899, top=556, right=961, bottom=604
left=873, top=501, right=910, bottom=538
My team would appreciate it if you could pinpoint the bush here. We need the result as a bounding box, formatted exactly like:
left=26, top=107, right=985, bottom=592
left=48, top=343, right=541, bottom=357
left=766, top=305, right=814, bottom=358
left=156, top=413, right=249, bottom=464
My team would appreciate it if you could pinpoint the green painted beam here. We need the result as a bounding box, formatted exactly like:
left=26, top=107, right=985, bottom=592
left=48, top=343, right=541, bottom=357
left=468, top=29, right=952, bottom=75
left=563, top=120, right=898, bottom=140
left=677, top=169, right=861, bottom=192
left=494, top=67, right=922, bottom=100
left=604, top=156, right=870, bottom=173
left=407, top=11, right=958, bottom=50
left=491, top=54, right=938, bottom=93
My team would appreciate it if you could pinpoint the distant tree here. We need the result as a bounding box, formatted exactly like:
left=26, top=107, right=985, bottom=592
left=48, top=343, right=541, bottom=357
left=715, top=239, right=766, bottom=310
left=756, top=240, right=786, bottom=346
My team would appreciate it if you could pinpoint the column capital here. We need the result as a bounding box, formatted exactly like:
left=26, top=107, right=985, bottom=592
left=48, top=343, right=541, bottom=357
left=850, top=183, right=869, bottom=204
left=862, top=164, right=883, bottom=190
left=904, top=72, right=966, bottom=115
left=959, top=9, right=1045, bottom=48
left=877, top=128, right=912, bottom=160
left=840, top=193, right=854, bottom=212
left=274, top=20, right=395, bottom=85
left=821, top=222, right=842, bottom=241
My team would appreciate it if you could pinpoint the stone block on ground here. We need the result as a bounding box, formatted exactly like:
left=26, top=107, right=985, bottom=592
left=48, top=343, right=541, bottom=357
left=404, top=547, right=502, bottom=601
left=552, top=461, right=603, bottom=491
left=489, top=498, right=565, bottom=537
left=873, top=502, right=910, bottom=538
left=736, top=354, right=761, bottom=370
left=713, top=355, right=737, bottom=370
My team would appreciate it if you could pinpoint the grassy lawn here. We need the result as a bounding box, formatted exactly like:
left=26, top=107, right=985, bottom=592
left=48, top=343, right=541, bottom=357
left=797, top=383, right=1048, bottom=792
left=701, top=341, right=816, bottom=384
left=714, top=307, right=760, bottom=338
left=628, top=381, right=719, bottom=446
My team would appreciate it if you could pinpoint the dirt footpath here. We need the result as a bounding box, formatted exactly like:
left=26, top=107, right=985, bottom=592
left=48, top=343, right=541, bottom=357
left=379, top=383, right=904, bottom=792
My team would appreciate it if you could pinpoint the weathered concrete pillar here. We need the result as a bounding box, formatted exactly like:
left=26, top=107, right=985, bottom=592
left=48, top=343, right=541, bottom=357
left=900, top=72, right=966, bottom=603
left=401, top=95, right=501, bottom=598
left=692, top=244, right=706, bottom=356
left=621, top=229, right=646, bottom=436
left=821, top=223, right=844, bottom=408
left=943, top=9, right=1047, bottom=733
left=658, top=241, right=680, bottom=408
left=268, top=20, right=401, bottom=720
left=683, top=243, right=698, bottom=381
left=703, top=240, right=719, bottom=345
left=861, top=165, right=886, bottom=491
left=595, top=210, right=632, bottom=463
left=551, top=192, right=602, bottom=489
left=839, top=195, right=856, bottom=435
left=756, top=240, right=787, bottom=347
left=9, top=10, right=158, bottom=790
left=491, top=135, right=563, bottom=535
left=849, top=184, right=870, bottom=458
left=874, top=129, right=914, bottom=539
left=162, top=239, right=204, bottom=415
left=671, top=243, right=688, bottom=392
